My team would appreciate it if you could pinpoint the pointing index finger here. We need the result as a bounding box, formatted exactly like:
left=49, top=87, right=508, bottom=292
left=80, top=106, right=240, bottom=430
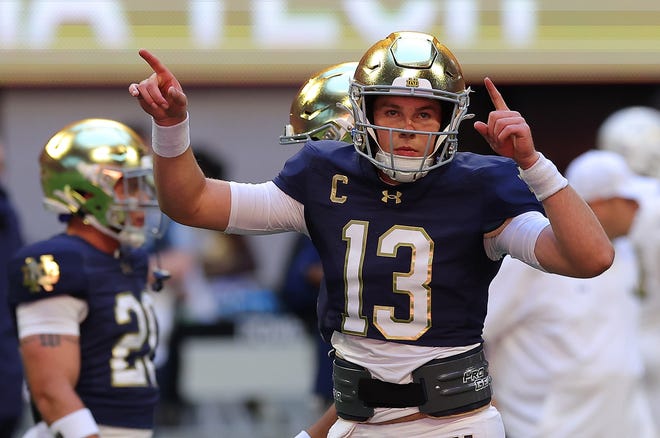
left=139, top=48, right=170, bottom=75
left=484, top=77, right=510, bottom=111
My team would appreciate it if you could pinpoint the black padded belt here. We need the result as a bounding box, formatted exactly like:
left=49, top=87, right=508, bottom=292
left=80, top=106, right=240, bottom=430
left=332, top=344, right=491, bottom=421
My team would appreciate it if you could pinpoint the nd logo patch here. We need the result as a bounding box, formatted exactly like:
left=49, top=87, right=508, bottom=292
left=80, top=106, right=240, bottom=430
left=406, top=77, right=419, bottom=88
left=22, top=254, right=60, bottom=293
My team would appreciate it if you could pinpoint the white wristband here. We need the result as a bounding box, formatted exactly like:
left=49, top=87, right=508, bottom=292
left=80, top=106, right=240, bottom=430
left=294, top=431, right=312, bottom=438
left=518, top=152, right=568, bottom=201
left=151, top=114, right=190, bottom=158
left=50, top=408, right=99, bottom=438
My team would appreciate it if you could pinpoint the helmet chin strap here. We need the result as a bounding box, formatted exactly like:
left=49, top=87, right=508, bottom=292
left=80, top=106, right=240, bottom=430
left=374, top=150, right=433, bottom=183
left=83, top=215, right=146, bottom=248
left=333, top=116, right=354, bottom=141
left=118, top=226, right=146, bottom=248
left=370, top=122, right=450, bottom=183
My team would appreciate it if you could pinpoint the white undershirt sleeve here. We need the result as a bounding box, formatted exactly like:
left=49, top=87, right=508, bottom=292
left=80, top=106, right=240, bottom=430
left=226, top=181, right=307, bottom=235
left=483, top=210, right=549, bottom=271
left=16, top=296, right=88, bottom=339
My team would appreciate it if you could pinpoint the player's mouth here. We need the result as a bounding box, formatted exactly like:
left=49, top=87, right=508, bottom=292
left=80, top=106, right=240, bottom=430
left=393, top=146, right=420, bottom=157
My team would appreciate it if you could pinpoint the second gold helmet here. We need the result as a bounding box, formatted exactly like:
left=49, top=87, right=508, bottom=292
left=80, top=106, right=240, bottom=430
left=280, top=62, right=357, bottom=145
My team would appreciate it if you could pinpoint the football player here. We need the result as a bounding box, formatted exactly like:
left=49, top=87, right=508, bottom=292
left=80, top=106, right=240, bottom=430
left=130, top=31, right=613, bottom=437
left=597, top=105, right=660, bottom=431
left=8, top=119, right=162, bottom=438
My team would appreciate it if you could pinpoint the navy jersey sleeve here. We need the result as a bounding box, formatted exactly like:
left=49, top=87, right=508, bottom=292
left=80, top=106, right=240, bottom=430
left=474, top=156, right=545, bottom=232
left=7, top=236, right=90, bottom=307
left=273, top=140, right=341, bottom=203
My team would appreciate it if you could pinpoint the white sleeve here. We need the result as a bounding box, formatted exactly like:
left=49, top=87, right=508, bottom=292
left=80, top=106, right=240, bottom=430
left=483, top=256, right=533, bottom=344
left=226, top=181, right=307, bottom=235
left=483, top=210, right=549, bottom=271
left=16, top=296, right=88, bottom=339
left=20, top=421, right=50, bottom=438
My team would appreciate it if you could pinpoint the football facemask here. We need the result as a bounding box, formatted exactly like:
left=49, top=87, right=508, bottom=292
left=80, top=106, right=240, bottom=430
left=350, top=31, right=472, bottom=183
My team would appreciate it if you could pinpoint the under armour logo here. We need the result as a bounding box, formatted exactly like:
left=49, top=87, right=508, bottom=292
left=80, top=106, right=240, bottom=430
left=381, top=190, right=402, bottom=204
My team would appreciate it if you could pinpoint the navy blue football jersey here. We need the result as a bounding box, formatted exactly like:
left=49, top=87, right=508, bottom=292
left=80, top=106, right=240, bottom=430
left=274, top=142, right=544, bottom=347
left=7, top=234, right=158, bottom=430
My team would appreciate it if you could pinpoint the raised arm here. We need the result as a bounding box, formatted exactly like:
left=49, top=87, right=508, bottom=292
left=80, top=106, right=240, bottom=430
left=128, top=49, right=231, bottom=230
left=474, top=78, right=613, bottom=277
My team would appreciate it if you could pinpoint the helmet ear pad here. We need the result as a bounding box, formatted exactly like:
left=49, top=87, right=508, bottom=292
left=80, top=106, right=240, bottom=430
left=362, top=96, right=378, bottom=156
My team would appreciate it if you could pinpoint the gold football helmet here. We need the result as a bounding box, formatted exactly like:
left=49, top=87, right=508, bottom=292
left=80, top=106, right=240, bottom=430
left=350, top=31, right=472, bottom=182
left=280, top=62, right=357, bottom=145
left=40, top=118, right=160, bottom=248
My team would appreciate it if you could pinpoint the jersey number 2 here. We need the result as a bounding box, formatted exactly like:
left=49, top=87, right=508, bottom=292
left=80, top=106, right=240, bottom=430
left=112, top=292, right=158, bottom=387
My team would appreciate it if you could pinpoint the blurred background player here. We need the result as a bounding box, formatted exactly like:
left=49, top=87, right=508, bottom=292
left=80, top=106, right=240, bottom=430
left=279, top=61, right=357, bottom=412
left=483, top=149, right=658, bottom=437
left=598, top=106, right=660, bottom=179
left=596, top=105, right=660, bottom=431
left=0, top=136, right=25, bottom=438
left=8, top=119, right=163, bottom=438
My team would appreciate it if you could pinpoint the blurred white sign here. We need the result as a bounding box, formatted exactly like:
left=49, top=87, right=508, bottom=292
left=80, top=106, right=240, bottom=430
left=1, top=0, right=658, bottom=85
